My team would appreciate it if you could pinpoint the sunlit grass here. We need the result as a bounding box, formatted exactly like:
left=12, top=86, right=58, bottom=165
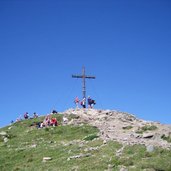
left=0, top=115, right=171, bottom=171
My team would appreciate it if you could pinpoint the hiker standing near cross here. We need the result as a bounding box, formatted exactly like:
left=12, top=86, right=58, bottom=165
left=72, top=66, right=95, bottom=108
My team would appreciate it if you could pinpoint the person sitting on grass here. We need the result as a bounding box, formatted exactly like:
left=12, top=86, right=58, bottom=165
left=63, top=116, right=68, bottom=125
left=33, top=112, right=38, bottom=118
left=43, top=115, right=51, bottom=127
left=24, top=112, right=29, bottom=119
left=50, top=117, right=58, bottom=127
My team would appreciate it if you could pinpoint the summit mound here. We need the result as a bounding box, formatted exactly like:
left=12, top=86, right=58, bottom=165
left=63, top=108, right=171, bottom=149
left=0, top=109, right=171, bottom=171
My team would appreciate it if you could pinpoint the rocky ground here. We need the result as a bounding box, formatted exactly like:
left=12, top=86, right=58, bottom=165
left=62, top=108, right=171, bottom=149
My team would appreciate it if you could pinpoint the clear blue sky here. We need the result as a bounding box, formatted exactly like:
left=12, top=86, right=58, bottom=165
left=0, top=0, right=171, bottom=127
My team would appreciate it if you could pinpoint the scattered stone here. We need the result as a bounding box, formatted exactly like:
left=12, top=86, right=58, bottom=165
left=0, top=131, right=7, bottom=136
left=115, top=146, right=125, bottom=157
left=107, top=164, right=114, bottom=171
left=120, top=167, right=128, bottom=171
left=123, top=137, right=128, bottom=141
left=30, top=144, right=37, bottom=148
left=71, top=166, right=79, bottom=171
left=143, top=169, right=155, bottom=171
left=67, top=153, right=91, bottom=161
left=84, top=147, right=99, bottom=152
left=103, top=140, right=107, bottom=144
left=4, top=137, right=8, bottom=143
left=132, top=133, right=142, bottom=138
left=15, top=147, right=25, bottom=151
left=42, top=157, right=52, bottom=162
left=143, top=133, right=154, bottom=139
left=146, top=145, right=155, bottom=152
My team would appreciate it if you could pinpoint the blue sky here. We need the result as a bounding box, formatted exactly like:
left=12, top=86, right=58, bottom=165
left=0, top=0, right=171, bottom=127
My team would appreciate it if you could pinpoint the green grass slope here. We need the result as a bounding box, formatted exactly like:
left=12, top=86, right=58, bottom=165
left=0, top=114, right=171, bottom=171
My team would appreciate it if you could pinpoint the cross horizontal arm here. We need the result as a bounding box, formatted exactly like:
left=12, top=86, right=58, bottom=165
left=72, top=75, right=95, bottom=79
left=85, top=76, right=95, bottom=79
left=72, top=75, right=82, bottom=78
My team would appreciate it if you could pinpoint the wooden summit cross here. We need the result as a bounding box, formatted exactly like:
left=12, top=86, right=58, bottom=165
left=72, top=66, right=95, bottom=105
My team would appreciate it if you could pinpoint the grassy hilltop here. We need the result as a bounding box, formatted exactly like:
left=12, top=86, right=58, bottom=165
left=0, top=112, right=171, bottom=171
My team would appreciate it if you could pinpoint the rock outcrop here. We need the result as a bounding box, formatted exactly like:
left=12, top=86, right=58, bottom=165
left=62, top=108, right=171, bottom=149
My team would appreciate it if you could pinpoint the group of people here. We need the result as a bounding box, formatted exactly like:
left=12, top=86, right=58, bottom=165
left=14, top=109, right=67, bottom=129
left=74, top=96, right=96, bottom=109
left=12, top=96, right=96, bottom=126
left=24, top=112, right=38, bottom=120
left=38, top=114, right=58, bottom=128
left=13, top=110, right=57, bottom=123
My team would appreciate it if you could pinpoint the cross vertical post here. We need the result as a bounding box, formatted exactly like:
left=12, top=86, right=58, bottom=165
left=82, top=66, right=86, bottom=99
left=72, top=66, right=95, bottom=107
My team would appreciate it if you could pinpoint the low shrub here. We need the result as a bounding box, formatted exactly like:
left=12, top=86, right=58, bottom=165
left=83, top=134, right=99, bottom=141
left=122, top=126, right=133, bottom=130
left=161, top=134, right=171, bottom=143
left=136, top=125, right=158, bottom=134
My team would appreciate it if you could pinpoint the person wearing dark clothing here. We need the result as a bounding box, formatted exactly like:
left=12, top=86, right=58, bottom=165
left=87, top=96, right=92, bottom=108
left=80, top=97, right=86, bottom=108
left=52, top=110, right=58, bottom=114
left=87, top=96, right=96, bottom=108
left=24, top=112, right=29, bottom=119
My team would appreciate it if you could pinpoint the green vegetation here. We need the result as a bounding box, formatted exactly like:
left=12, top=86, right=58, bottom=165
left=118, top=144, right=171, bottom=170
left=161, top=134, right=171, bottom=143
left=136, top=125, right=158, bottom=134
left=0, top=115, right=171, bottom=171
left=122, top=125, right=133, bottom=130
left=83, top=134, right=99, bottom=141
left=67, top=113, right=80, bottom=120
